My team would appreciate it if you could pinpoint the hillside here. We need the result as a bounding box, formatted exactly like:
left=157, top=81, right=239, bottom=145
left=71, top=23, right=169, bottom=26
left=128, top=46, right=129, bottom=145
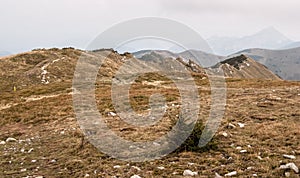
left=0, top=48, right=81, bottom=92
left=212, top=55, right=281, bottom=80
left=281, top=42, right=300, bottom=49
left=134, top=50, right=225, bottom=68
left=0, top=49, right=299, bottom=177
left=235, top=47, right=300, bottom=81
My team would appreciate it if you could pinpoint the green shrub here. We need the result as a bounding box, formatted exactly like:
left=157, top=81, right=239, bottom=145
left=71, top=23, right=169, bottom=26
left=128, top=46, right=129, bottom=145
left=170, top=118, right=218, bottom=153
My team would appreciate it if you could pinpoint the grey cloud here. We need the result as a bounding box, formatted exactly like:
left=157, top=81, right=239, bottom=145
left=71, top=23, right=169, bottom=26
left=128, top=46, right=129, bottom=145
left=0, top=0, right=300, bottom=54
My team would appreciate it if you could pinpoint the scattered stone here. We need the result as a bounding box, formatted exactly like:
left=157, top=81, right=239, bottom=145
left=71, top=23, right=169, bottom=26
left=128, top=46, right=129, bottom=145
left=84, top=174, right=90, bottom=177
left=157, top=166, right=165, bottom=170
left=183, top=170, right=198, bottom=176
left=228, top=123, right=236, bottom=129
left=131, top=166, right=141, bottom=171
left=274, top=96, right=282, bottom=101
left=28, top=148, right=34, bottom=153
left=50, top=159, right=56, bottom=163
left=285, top=172, right=290, bottom=177
left=109, top=112, right=117, bottom=117
left=247, top=145, right=252, bottom=148
left=280, top=163, right=299, bottom=173
left=283, top=154, right=296, bottom=160
left=153, top=142, right=160, bottom=146
left=237, top=123, right=245, bottom=128
left=215, top=172, right=223, bottom=178
left=253, top=174, right=258, bottom=177
left=240, top=150, right=247, bottom=153
left=225, top=171, right=237, bottom=177
left=6, top=137, right=17, bottom=142
left=222, top=132, right=228, bottom=137
left=113, top=165, right=121, bottom=169
left=20, top=168, right=27, bottom=172
left=247, top=167, right=253, bottom=170
left=257, top=156, right=263, bottom=160
left=188, top=162, right=195, bottom=166
left=0, top=141, right=5, bottom=145
left=236, top=146, right=242, bottom=150
left=130, top=175, right=141, bottom=178
left=35, top=176, right=43, bottom=178
left=31, top=160, right=37, bottom=163
left=21, top=148, right=25, bottom=153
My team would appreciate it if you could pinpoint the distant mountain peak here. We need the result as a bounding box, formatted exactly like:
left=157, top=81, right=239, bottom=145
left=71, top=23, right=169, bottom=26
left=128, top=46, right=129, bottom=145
left=207, top=27, right=293, bottom=56
left=259, top=26, right=279, bottom=33
left=254, top=27, right=291, bottom=40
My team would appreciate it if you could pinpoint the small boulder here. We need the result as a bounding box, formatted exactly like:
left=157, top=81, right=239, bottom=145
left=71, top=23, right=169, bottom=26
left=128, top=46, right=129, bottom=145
left=215, top=172, right=223, bottom=178
left=157, top=166, right=165, bottom=170
left=0, top=141, right=5, bottom=145
left=130, top=175, right=141, bottom=178
left=109, top=112, right=117, bottom=117
left=237, top=123, right=245, bottom=128
left=183, top=170, right=198, bottom=176
left=222, top=132, right=228, bottom=137
left=113, top=165, right=121, bottom=169
left=283, top=155, right=296, bottom=160
left=6, top=137, right=17, bottom=142
left=131, top=166, right=141, bottom=171
left=228, top=123, right=236, bottom=129
left=225, top=171, right=237, bottom=177
left=280, top=163, right=299, bottom=173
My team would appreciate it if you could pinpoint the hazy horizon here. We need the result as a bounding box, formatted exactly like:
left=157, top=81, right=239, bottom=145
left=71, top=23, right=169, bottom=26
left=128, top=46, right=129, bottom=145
left=1, top=0, right=300, bottom=54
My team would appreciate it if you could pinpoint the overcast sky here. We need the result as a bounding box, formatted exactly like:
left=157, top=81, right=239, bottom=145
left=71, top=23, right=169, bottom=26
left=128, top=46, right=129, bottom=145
left=1, top=0, right=300, bottom=54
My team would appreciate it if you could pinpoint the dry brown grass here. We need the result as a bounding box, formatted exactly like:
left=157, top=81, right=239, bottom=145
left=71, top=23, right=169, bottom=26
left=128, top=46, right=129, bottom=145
left=0, top=49, right=299, bottom=177
left=0, top=77, right=299, bottom=177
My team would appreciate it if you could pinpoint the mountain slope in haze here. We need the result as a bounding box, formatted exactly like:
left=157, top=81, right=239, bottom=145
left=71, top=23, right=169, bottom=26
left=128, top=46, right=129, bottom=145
left=280, top=41, right=300, bottom=49
left=208, top=27, right=292, bottom=56
left=133, top=49, right=225, bottom=67
left=133, top=50, right=178, bottom=60
left=234, top=47, right=300, bottom=81
left=133, top=49, right=282, bottom=80
left=211, top=55, right=281, bottom=80
left=178, top=50, right=225, bottom=67
left=0, top=51, right=11, bottom=57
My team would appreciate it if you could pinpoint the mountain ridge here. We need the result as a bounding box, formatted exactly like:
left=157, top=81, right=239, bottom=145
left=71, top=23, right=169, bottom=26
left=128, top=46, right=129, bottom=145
left=234, top=47, right=300, bottom=81
left=211, top=55, right=281, bottom=80
left=207, top=27, right=293, bottom=56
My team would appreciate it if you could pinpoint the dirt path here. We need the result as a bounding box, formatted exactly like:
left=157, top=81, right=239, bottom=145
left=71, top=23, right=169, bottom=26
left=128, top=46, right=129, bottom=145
left=0, top=92, right=72, bottom=111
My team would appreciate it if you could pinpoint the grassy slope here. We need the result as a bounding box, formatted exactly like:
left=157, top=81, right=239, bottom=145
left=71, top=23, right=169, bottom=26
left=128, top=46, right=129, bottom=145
left=0, top=49, right=299, bottom=177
